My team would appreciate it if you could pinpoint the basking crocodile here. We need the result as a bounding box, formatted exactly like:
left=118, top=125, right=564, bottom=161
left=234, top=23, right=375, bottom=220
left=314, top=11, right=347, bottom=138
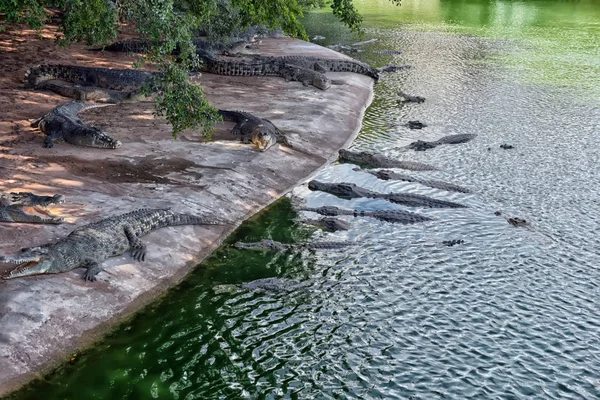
left=31, top=101, right=122, bottom=149
left=234, top=239, right=352, bottom=252
left=1, top=191, right=65, bottom=224
left=338, top=149, right=437, bottom=171
left=356, top=168, right=472, bottom=194
left=406, top=134, right=477, bottom=151
left=0, top=208, right=226, bottom=281
left=198, top=54, right=332, bottom=90
left=25, top=64, right=158, bottom=93
left=217, top=109, right=290, bottom=151
left=213, top=277, right=306, bottom=294
left=398, top=91, right=425, bottom=103
left=308, top=180, right=466, bottom=208
left=299, top=206, right=432, bottom=224
left=93, top=38, right=257, bottom=57
left=302, top=217, right=350, bottom=232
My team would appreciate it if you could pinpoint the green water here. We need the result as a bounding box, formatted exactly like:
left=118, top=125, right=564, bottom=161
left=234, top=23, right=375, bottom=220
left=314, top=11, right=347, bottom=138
left=6, top=1, right=600, bottom=399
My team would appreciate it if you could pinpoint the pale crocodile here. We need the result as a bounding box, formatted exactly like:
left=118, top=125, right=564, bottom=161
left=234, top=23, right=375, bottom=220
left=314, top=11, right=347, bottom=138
left=0, top=191, right=65, bottom=224
left=355, top=168, right=472, bottom=194
left=0, top=209, right=227, bottom=281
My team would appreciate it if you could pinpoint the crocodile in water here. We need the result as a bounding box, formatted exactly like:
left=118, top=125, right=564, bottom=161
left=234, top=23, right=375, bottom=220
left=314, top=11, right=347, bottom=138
left=398, top=91, right=425, bottom=103
left=308, top=180, right=466, bottom=208
left=0, top=208, right=226, bottom=281
left=406, top=134, right=477, bottom=151
left=302, top=217, right=350, bottom=232
left=234, top=239, right=352, bottom=252
left=299, top=205, right=433, bottom=224
left=355, top=168, right=472, bottom=194
left=0, top=191, right=65, bottom=224
left=213, top=277, right=307, bottom=294
left=218, top=109, right=290, bottom=151
left=31, top=101, right=122, bottom=149
left=338, top=149, right=437, bottom=171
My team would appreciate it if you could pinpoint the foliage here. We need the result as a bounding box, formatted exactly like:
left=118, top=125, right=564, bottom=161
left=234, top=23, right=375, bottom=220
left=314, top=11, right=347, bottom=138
left=0, top=0, right=401, bottom=137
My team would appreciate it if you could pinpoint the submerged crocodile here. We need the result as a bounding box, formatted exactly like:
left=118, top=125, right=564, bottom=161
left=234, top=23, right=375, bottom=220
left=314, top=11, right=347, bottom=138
left=218, top=109, right=290, bottom=151
left=31, top=101, right=122, bottom=149
left=308, top=180, right=466, bottom=208
left=356, top=168, right=472, bottom=194
left=234, top=239, right=352, bottom=252
left=299, top=205, right=432, bottom=224
left=0, top=209, right=226, bottom=281
left=213, top=277, right=307, bottom=294
left=406, top=134, right=477, bottom=151
left=1, top=191, right=65, bottom=224
left=302, top=217, right=350, bottom=232
left=338, top=149, right=437, bottom=171
left=398, top=91, right=425, bottom=103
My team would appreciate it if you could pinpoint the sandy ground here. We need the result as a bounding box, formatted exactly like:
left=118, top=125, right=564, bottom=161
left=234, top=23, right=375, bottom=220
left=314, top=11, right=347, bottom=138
left=0, top=21, right=374, bottom=396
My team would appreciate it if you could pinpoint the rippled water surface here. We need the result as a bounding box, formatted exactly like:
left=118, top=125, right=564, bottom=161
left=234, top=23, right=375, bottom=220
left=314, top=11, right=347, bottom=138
left=8, top=0, right=600, bottom=399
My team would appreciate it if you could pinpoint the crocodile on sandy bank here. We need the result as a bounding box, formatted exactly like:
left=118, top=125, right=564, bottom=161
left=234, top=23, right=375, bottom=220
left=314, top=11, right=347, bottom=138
left=355, top=168, right=472, bottom=194
left=308, top=180, right=466, bottom=208
left=0, top=209, right=226, bottom=281
left=31, top=101, right=122, bottom=149
left=218, top=109, right=291, bottom=151
left=299, top=205, right=433, bottom=224
left=405, top=134, right=477, bottom=151
left=1, top=191, right=65, bottom=224
left=338, top=149, right=437, bottom=171
left=234, top=239, right=352, bottom=252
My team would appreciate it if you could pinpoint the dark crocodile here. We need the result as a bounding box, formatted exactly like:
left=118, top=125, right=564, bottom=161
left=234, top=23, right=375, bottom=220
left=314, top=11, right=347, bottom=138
left=218, top=109, right=290, bottom=151
left=0, top=191, right=65, bottom=224
left=442, top=239, right=464, bottom=246
left=273, top=55, right=379, bottom=80
left=25, top=64, right=158, bottom=92
left=406, top=134, right=477, bottom=151
left=374, top=50, right=402, bottom=55
left=494, top=211, right=531, bottom=227
left=398, top=91, right=425, bottom=103
left=0, top=208, right=227, bottom=281
left=302, top=217, right=350, bottom=232
left=31, top=101, right=122, bottom=149
left=92, top=38, right=256, bottom=56
left=234, top=239, right=352, bottom=252
left=356, top=168, right=472, bottom=194
left=378, top=65, right=412, bottom=73
left=500, top=144, right=514, bottom=150
left=198, top=54, right=332, bottom=90
left=299, top=206, right=432, bottom=224
left=308, top=180, right=467, bottom=208
left=406, top=120, right=427, bottom=130
left=338, top=149, right=437, bottom=171
left=213, top=277, right=307, bottom=294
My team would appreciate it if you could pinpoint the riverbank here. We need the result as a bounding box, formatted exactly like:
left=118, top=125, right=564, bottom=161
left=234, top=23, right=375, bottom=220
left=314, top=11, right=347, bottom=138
left=0, top=23, right=374, bottom=396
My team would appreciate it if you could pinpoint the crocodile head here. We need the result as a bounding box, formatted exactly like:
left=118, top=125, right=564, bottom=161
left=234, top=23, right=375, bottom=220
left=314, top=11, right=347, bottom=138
left=250, top=125, right=277, bottom=151
left=0, top=247, right=57, bottom=279
left=73, top=127, right=122, bottom=149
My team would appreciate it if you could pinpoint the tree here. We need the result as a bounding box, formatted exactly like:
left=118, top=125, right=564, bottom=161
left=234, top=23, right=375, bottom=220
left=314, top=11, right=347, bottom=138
left=0, top=0, right=400, bottom=137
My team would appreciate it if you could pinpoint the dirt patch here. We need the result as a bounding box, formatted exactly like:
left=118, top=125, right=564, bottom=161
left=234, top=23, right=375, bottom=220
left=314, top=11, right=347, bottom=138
left=34, top=154, right=205, bottom=185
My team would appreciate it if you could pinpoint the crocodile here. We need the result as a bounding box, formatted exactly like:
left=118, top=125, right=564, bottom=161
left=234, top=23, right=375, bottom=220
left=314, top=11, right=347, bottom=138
left=299, top=206, right=432, bottom=224
left=405, top=120, right=427, bottom=130
left=302, top=217, right=350, bottom=232
left=1, top=191, right=65, bottom=224
left=25, top=64, right=158, bottom=93
left=234, top=239, right=352, bottom=252
left=500, top=144, right=514, bottom=150
left=338, top=149, right=437, bottom=171
left=374, top=50, right=402, bottom=55
left=494, top=211, right=531, bottom=228
left=213, top=277, right=306, bottom=294
left=308, top=180, right=467, bottom=208
left=378, top=65, right=412, bottom=73
left=406, top=134, right=477, bottom=151
left=92, top=38, right=256, bottom=57
left=0, top=208, right=227, bottom=281
left=217, top=109, right=290, bottom=151
left=198, top=54, right=332, bottom=90
left=356, top=168, right=472, bottom=194
left=31, top=101, right=122, bottom=149
left=442, top=239, right=464, bottom=247
left=398, top=91, right=425, bottom=103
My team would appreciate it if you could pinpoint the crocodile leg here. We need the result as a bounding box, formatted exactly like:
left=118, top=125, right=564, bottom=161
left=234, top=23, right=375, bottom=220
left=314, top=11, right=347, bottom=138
left=125, top=226, right=147, bottom=262
left=82, top=260, right=102, bottom=282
